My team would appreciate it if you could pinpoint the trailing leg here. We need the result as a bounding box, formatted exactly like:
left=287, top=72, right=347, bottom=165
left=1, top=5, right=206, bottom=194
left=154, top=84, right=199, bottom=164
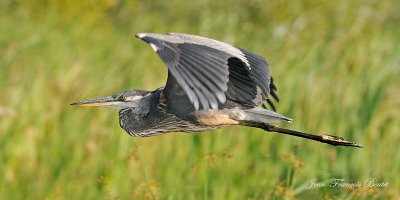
left=242, top=121, right=362, bottom=148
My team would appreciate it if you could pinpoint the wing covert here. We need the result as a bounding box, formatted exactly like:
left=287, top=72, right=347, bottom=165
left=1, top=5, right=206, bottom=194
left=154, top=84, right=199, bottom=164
left=138, top=33, right=231, bottom=110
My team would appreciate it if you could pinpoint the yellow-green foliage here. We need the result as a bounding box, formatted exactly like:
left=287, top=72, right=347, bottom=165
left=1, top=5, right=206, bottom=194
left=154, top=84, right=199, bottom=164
left=1, top=0, right=399, bottom=199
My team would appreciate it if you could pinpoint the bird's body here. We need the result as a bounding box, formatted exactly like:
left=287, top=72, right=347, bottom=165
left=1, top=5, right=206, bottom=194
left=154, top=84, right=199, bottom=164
left=118, top=86, right=287, bottom=137
left=71, top=32, right=361, bottom=147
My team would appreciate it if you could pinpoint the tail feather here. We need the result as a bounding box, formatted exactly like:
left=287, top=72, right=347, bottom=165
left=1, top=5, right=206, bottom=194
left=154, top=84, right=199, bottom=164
left=243, top=108, right=292, bottom=124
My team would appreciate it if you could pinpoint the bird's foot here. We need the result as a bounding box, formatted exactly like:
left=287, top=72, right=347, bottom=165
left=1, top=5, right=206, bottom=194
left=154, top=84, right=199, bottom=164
left=321, top=134, right=363, bottom=148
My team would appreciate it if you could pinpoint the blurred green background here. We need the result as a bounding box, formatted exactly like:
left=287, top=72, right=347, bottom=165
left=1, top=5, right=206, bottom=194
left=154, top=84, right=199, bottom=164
left=1, top=0, right=400, bottom=199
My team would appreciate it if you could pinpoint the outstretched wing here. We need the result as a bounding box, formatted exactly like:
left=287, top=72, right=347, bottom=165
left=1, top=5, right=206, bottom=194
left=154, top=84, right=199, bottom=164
left=136, top=32, right=276, bottom=111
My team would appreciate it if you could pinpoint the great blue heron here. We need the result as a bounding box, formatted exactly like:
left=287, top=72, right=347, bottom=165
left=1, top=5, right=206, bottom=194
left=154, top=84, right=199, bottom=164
left=71, top=33, right=361, bottom=147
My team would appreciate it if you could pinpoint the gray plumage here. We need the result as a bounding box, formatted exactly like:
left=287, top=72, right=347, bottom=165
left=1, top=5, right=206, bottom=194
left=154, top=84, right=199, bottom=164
left=71, top=32, right=363, bottom=147
left=71, top=32, right=291, bottom=137
left=137, top=33, right=272, bottom=111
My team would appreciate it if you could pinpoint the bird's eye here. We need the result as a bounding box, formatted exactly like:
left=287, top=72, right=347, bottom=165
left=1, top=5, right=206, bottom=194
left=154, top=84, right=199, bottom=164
left=119, top=96, right=126, bottom=101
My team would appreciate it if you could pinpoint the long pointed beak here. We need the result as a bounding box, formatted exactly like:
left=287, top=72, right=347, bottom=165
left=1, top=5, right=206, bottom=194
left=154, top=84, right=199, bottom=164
left=70, top=96, right=117, bottom=107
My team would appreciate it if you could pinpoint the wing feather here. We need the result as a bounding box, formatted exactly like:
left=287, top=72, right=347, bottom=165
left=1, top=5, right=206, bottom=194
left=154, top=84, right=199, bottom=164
left=137, top=32, right=279, bottom=111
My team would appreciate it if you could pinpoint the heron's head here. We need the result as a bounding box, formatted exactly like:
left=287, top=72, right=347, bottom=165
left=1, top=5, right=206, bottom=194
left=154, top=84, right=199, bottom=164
left=70, top=90, right=152, bottom=109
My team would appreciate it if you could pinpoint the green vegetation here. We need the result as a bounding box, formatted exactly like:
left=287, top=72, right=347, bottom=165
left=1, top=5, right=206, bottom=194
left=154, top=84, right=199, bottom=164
left=1, top=0, right=399, bottom=199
